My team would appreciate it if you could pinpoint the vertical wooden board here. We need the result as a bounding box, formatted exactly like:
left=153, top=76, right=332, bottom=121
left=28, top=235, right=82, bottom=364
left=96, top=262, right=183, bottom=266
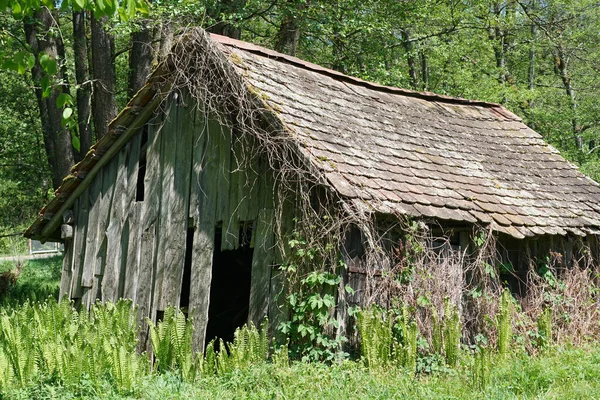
left=123, top=203, right=142, bottom=301
left=136, top=115, right=164, bottom=351
left=81, top=170, right=103, bottom=289
left=119, top=130, right=144, bottom=301
left=89, top=154, right=118, bottom=303
left=101, top=146, right=130, bottom=302
left=153, top=102, right=178, bottom=312
left=222, top=133, right=240, bottom=250
left=188, top=109, right=217, bottom=351
left=161, top=103, right=195, bottom=309
left=268, top=267, right=287, bottom=343
left=248, top=208, right=274, bottom=326
left=215, top=121, right=230, bottom=225
left=243, top=155, right=261, bottom=223
left=70, top=191, right=89, bottom=299
left=59, top=235, right=75, bottom=301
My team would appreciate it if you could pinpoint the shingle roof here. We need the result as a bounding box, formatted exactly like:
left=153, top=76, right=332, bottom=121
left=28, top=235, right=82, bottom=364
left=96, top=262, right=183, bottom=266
left=25, top=31, right=600, bottom=240
left=216, top=35, right=600, bottom=239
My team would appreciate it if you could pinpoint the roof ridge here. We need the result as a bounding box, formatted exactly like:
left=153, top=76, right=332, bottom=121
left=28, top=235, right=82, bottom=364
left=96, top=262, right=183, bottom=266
left=209, top=33, right=517, bottom=117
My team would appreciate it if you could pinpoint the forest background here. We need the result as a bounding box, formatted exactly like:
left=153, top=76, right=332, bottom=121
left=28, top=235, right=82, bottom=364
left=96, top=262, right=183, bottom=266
left=1, top=0, right=599, bottom=251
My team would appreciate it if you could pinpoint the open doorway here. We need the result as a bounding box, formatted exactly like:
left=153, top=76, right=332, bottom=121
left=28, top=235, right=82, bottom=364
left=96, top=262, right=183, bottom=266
left=205, top=225, right=253, bottom=347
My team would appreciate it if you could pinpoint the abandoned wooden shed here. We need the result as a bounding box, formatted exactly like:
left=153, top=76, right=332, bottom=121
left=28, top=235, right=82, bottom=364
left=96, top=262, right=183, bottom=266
left=25, top=29, right=600, bottom=350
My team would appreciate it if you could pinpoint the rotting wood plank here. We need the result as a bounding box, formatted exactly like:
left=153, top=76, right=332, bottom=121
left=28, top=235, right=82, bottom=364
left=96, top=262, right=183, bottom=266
left=123, top=203, right=142, bottom=301
left=136, top=115, right=164, bottom=352
left=89, top=154, right=118, bottom=303
left=188, top=110, right=217, bottom=351
left=81, top=171, right=103, bottom=290
left=218, top=122, right=234, bottom=250
left=248, top=208, right=274, bottom=327
left=101, top=146, right=131, bottom=302
left=153, top=101, right=178, bottom=313
left=162, top=101, right=195, bottom=309
left=120, top=131, right=144, bottom=301
left=70, top=190, right=90, bottom=300
left=59, top=233, right=75, bottom=301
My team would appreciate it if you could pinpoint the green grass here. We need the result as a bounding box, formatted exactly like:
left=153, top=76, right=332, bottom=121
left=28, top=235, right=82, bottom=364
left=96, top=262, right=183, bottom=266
left=0, top=255, right=61, bottom=305
left=4, top=346, right=600, bottom=399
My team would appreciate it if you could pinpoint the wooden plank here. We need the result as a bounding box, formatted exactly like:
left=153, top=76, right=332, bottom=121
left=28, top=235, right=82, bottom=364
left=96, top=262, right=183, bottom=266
left=161, top=102, right=195, bottom=308
left=101, top=146, right=130, bottom=302
left=217, top=122, right=232, bottom=249
left=248, top=208, right=274, bottom=327
left=70, top=191, right=89, bottom=299
left=268, top=266, right=287, bottom=343
left=59, top=235, right=75, bottom=301
left=81, top=170, right=103, bottom=289
left=188, top=110, right=217, bottom=351
left=123, top=203, right=142, bottom=301
left=118, top=129, right=144, bottom=301
left=136, top=115, right=164, bottom=352
left=222, top=132, right=240, bottom=250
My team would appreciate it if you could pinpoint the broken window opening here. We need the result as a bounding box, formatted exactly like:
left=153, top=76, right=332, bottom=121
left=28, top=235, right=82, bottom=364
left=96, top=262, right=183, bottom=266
left=205, top=225, right=254, bottom=349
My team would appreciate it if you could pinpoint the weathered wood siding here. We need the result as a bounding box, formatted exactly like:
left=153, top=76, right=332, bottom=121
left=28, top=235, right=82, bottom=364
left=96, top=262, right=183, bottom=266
left=62, top=95, right=280, bottom=351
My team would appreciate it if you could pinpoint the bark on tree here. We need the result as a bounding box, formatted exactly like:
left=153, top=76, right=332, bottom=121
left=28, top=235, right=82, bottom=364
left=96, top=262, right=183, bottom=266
left=402, top=30, right=419, bottom=90
left=73, top=10, right=93, bottom=157
left=554, top=45, right=583, bottom=150
left=207, top=0, right=245, bottom=39
left=91, top=13, right=118, bottom=140
left=275, top=6, right=301, bottom=56
left=129, top=21, right=154, bottom=96
left=24, top=9, right=76, bottom=190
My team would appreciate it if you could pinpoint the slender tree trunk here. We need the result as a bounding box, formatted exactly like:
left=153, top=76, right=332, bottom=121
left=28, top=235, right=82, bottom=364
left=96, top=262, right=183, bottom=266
left=275, top=3, right=302, bottom=56
left=420, top=50, right=429, bottom=91
left=207, top=0, right=245, bottom=39
left=91, top=13, right=117, bottom=140
left=402, top=30, right=418, bottom=90
left=24, top=9, right=76, bottom=189
left=528, top=22, right=536, bottom=108
left=73, top=10, right=92, bottom=157
left=554, top=46, right=582, bottom=149
left=129, top=21, right=154, bottom=96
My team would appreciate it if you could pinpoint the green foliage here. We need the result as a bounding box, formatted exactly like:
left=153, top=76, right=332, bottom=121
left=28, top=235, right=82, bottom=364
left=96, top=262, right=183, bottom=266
left=443, top=300, right=461, bottom=368
left=0, top=298, right=147, bottom=394
left=357, top=307, right=393, bottom=369
left=536, top=307, right=553, bottom=349
left=471, top=345, right=492, bottom=390
left=146, top=306, right=196, bottom=380
left=497, top=289, right=514, bottom=360
left=0, top=255, right=62, bottom=305
left=279, top=228, right=347, bottom=362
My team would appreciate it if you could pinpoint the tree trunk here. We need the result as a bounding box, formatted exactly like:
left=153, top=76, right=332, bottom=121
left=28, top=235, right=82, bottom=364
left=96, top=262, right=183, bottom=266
left=402, top=30, right=419, bottom=90
left=129, top=21, right=154, bottom=96
left=157, top=22, right=174, bottom=62
left=73, top=10, right=92, bottom=157
left=275, top=5, right=301, bottom=56
left=91, top=13, right=117, bottom=140
left=554, top=46, right=582, bottom=150
left=207, top=0, right=245, bottom=39
left=24, top=9, right=76, bottom=189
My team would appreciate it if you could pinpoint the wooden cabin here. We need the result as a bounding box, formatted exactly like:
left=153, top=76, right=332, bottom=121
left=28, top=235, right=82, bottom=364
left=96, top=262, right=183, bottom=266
left=26, top=29, right=600, bottom=351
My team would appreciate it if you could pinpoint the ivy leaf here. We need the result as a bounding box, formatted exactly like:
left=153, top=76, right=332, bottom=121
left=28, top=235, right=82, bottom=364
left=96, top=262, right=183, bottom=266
left=56, top=93, right=73, bottom=109
left=62, top=107, right=73, bottom=120
left=74, top=0, right=86, bottom=10
left=40, top=76, right=51, bottom=98
left=71, top=134, right=80, bottom=152
left=39, top=53, right=57, bottom=76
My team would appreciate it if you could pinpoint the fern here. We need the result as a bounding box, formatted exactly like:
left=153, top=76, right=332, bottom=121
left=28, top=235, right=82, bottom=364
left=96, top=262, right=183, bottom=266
left=443, top=300, right=461, bottom=367
left=496, top=290, right=513, bottom=360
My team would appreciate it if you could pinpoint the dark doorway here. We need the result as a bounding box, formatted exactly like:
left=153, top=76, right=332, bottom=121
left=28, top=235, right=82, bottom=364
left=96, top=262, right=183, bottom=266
left=205, top=226, right=253, bottom=347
